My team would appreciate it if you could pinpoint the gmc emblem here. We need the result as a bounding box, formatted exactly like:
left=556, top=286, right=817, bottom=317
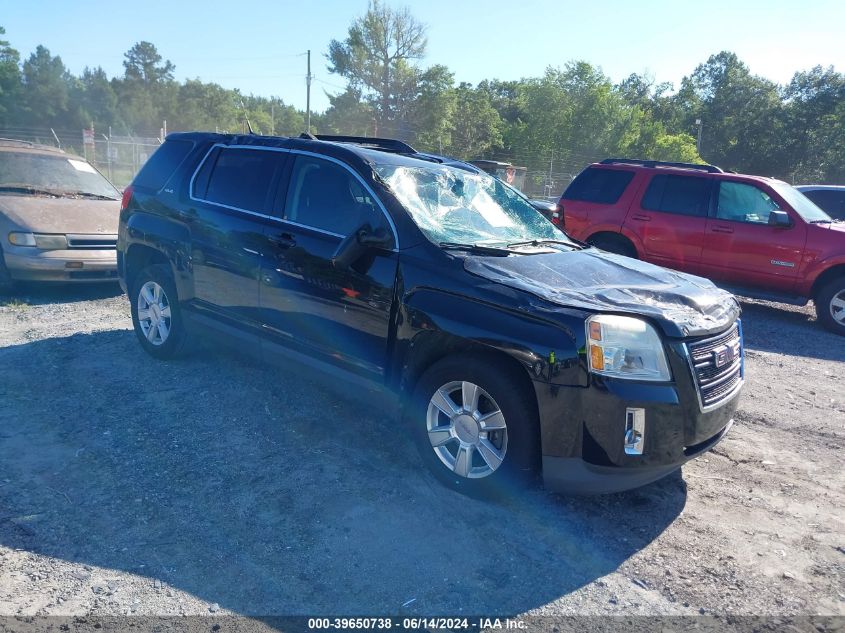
left=713, top=343, right=737, bottom=368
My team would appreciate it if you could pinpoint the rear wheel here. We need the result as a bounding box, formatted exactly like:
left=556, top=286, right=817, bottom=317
left=587, top=233, right=637, bottom=258
left=815, top=276, right=845, bottom=336
left=407, top=355, right=540, bottom=497
left=130, top=264, right=190, bottom=358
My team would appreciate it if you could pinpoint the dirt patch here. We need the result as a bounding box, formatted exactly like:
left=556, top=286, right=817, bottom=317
left=0, top=284, right=842, bottom=618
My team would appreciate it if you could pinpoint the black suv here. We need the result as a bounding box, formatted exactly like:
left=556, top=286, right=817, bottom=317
left=117, top=133, right=744, bottom=496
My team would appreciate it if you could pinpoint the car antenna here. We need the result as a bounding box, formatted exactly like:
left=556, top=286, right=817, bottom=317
left=239, top=100, right=256, bottom=135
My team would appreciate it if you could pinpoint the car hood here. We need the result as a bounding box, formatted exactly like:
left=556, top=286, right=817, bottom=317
left=464, top=248, right=741, bottom=338
left=0, top=194, right=120, bottom=234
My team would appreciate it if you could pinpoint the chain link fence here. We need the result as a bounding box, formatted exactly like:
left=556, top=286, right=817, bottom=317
left=0, top=127, right=161, bottom=189
left=0, top=126, right=595, bottom=198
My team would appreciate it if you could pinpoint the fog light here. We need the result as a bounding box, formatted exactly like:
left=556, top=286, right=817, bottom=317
left=624, top=408, right=645, bottom=455
left=65, top=261, right=84, bottom=269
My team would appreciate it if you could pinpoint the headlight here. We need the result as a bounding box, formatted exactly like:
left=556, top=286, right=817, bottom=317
left=34, top=234, right=68, bottom=250
left=8, top=232, right=36, bottom=246
left=586, top=315, right=671, bottom=381
left=8, top=232, right=68, bottom=249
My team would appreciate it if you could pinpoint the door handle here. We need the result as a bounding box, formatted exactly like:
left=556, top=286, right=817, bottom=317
left=630, top=214, right=651, bottom=222
left=268, top=233, right=296, bottom=248
left=711, top=225, right=734, bottom=234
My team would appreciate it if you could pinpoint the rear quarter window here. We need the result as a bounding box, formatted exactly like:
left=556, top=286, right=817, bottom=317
left=132, top=139, right=194, bottom=191
left=562, top=167, right=635, bottom=204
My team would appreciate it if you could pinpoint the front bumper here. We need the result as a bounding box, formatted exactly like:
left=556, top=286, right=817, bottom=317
left=543, top=419, right=732, bottom=494
left=536, top=334, right=742, bottom=494
left=3, top=248, right=118, bottom=283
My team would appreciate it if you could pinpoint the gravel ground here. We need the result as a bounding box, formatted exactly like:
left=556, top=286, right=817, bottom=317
left=0, top=283, right=842, bottom=621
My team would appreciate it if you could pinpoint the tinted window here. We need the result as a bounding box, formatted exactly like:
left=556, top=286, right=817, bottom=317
left=563, top=167, right=634, bottom=204
left=717, top=181, right=779, bottom=224
left=133, top=139, right=193, bottom=191
left=641, top=174, right=710, bottom=216
left=804, top=190, right=845, bottom=217
left=201, top=148, right=283, bottom=213
left=285, top=155, right=386, bottom=237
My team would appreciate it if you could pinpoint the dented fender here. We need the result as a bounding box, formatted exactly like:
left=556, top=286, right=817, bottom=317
left=393, top=287, right=588, bottom=394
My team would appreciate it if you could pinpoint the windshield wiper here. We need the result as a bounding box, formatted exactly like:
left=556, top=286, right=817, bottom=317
left=61, top=191, right=119, bottom=201
left=809, top=219, right=833, bottom=224
left=506, top=238, right=583, bottom=250
left=439, top=242, right=513, bottom=256
left=0, top=185, right=61, bottom=197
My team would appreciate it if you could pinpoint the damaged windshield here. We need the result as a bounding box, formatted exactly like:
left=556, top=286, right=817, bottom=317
left=0, top=152, right=120, bottom=200
left=375, top=162, right=567, bottom=247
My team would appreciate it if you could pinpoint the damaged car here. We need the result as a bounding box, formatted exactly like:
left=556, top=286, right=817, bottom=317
left=118, top=133, right=744, bottom=496
left=0, top=139, right=122, bottom=290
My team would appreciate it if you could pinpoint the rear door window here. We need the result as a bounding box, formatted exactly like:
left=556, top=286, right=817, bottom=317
left=563, top=167, right=634, bottom=204
left=196, top=147, right=285, bottom=214
left=641, top=174, right=711, bottom=216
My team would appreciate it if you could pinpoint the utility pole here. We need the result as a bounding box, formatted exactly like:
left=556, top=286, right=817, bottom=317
left=271, top=103, right=275, bottom=136
left=696, top=118, right=703, bottom=156
left=306, top=50, right=312, bottom=133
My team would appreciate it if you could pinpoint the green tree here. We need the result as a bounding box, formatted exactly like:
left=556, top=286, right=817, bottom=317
left=78, top=67, right=120, bottom=131
left=783, top=66, right=845, bottom=182
left=674, top=51, right=783, bottom=174
left=448, top=82, right=503, bottom=158
left=327, top=0, right=427, bottom=129
left=320, top=87, right=375, bottom=136
left=21, top=45, right=70, bottom=126
left=117, top=41, right=177, bottom=133
left=122, top=41, right=174, bottom=85
left=0, top=26, right=21, bottom=126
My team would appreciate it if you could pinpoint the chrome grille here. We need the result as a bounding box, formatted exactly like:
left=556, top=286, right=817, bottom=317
left=686, top=322, right=743, bottom=410
left=66, top=234, right=117, bottom=250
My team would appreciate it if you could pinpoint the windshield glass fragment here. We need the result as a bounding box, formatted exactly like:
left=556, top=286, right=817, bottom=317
left=375, top=163, right=569, bottom=247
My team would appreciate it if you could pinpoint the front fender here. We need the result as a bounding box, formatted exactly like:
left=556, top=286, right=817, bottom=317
left=798, top=255, right=845, bottom=297
left=393, top=288, right=587, bottom=393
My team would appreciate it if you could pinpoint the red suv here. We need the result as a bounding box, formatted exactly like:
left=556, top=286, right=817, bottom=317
left=555, top=159, right=845, bottom=335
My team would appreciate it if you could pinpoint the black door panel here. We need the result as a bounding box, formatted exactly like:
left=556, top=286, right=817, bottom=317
left=259, top=225, right=397, bottom=379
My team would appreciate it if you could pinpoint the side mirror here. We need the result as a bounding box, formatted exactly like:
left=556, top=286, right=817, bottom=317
left=768, top=210, right=791, bottom=228
left=331, top=225, right=391, bottom=269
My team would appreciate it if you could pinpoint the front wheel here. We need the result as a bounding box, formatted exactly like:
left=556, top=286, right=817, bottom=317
left=815, top=276, right=845, bottom=336
left=407, top=355, right=540, bottom=497
left=130, top=264, right=190, bottom=358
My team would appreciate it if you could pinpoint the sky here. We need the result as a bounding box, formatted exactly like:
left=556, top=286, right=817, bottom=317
left=3, top=0, right=844, bottom=114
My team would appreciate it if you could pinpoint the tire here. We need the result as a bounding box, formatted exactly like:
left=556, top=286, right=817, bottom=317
left=406, top=354, right=540, bottom=498
left=815, top=276, right=845, bottom=336
left=588, top=234, right=637, bottom=259
left=130, top=264, right=190, bottom=359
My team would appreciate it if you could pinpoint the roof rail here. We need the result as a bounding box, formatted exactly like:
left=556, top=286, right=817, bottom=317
left=599, top=158, right=723, bottom=174
left=305, top=134, right=417, bottom=154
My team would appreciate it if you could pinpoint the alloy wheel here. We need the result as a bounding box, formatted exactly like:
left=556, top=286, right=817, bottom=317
left=137, top=281, right=172, bottom=346
left=425, top=380, right=508, bottom=479
left=830, top=289, right=845, bottom=325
